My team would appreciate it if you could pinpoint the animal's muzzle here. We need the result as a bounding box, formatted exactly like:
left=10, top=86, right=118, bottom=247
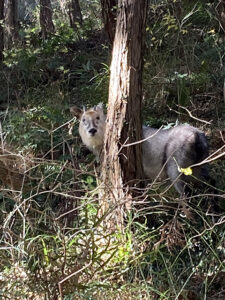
left=89, top=128, right=97, bottom=136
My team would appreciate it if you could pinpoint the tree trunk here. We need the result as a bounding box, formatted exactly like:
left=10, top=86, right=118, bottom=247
left=0, top=0, right=4, bottom=60
left=100, top=0, right=147, bottom=228
left=68, top=0, right=83, bottom=29
left=40, top=0, right=55, bottom=39
left=5, top=0, right=18, bottom=48
left=100, top=0, right=117, bottom=45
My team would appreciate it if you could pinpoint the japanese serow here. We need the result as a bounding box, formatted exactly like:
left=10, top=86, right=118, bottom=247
left=70, top=103, right=210, bottom=195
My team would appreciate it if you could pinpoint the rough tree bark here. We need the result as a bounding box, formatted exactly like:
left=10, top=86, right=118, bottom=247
left=40, top=0, right=55, bottom=39
left=0, top=0, right=4, bottom=61
left=100, top=0, right=117, bottom=45
left=100, top=0, right=147, bottom=227
left=5, top=0, right=18, bottom=48
left=68, top=0, right=83, bottom=29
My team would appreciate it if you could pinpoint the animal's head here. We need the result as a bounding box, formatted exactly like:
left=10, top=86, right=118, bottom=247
left=70, top=103, right=106, bottom=156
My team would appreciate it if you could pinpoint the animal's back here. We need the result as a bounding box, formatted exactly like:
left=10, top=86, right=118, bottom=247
left=142, top=124, right=209, bottom=194
left=165, top=125, right=208, bottom=168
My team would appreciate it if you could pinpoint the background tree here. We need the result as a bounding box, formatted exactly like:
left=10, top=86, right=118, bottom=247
left=5, top=0, right=18, bottom=48
left=40, top=0, right=55, bottom=39
left=100, top=0, right=117, bottom=44
left=68, top=0, right=83, bottom=30
left=0, top=0, right=4, bottom=61
left=100, top=0, right=147, bottom=226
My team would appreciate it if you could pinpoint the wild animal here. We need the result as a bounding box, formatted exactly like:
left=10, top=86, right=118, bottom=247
left=70, top=103, right=210, bottom=195
left=70, top=103, right=106, bottom=158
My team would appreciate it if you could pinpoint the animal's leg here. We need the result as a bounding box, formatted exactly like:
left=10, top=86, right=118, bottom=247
left=166, top=161, right=187, bottom=195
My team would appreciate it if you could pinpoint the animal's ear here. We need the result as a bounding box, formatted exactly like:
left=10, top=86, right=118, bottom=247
left=94, top=103, right=104, bottom=112
left=70, top=106, right=83, bottom=119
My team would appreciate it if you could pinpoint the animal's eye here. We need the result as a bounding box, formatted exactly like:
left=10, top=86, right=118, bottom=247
left=96, top=116, right=100, bottom=120
left=82, top=118, right=86, bottom=123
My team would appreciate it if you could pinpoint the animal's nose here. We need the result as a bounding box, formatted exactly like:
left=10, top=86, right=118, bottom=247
left=89, top=128, right=97, bottom=136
